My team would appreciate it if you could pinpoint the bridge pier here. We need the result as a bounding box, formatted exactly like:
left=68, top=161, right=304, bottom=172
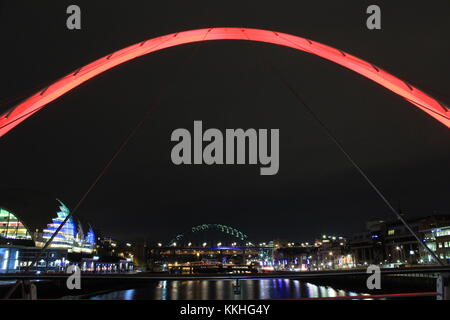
left=3, top=280, right=37, bottom=300
left=232, top=279, right=241, bottom=295
left=437, top=273, right=450, bottom=300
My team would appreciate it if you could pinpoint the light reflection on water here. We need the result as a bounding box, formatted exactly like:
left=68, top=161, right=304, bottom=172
left=89, top=279, right=362, bottom=300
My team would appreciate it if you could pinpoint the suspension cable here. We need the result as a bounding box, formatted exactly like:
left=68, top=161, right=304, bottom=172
left=262, top=56, right=444, bottom=266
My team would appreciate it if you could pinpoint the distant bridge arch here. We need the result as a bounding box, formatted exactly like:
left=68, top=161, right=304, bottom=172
left=0, top=27, right=449, bottom=138
left=169, top=223, right=248, bottom=246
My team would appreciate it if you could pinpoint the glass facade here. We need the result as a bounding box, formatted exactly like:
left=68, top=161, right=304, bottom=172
left=86, top=227, right=95, bottom=245
left=37, top=200, right=95, bottom=253
left=42, top=201, right=76, bottom=249
left=0, top=248, right=20, bottom=273
left=435, top=227, right=450, bottom=237
left=0, top=208, right=32, bottom=240
left=423, top=226, right=450, bottom=262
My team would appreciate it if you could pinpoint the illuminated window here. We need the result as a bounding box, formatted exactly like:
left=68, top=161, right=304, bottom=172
left=388, top=230, right=395, bottom=236
left=86, top=227, right=95, bottom=245
left=436, top=228, right=450, bottom=237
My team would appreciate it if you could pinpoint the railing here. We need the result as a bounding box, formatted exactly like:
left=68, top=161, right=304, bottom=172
left=1, top=265, right=450, bottom=279
left=297, top=292, right=440, bottom=300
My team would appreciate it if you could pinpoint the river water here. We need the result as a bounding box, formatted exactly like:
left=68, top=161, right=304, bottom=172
left=89, top=279, right=365, bottom=300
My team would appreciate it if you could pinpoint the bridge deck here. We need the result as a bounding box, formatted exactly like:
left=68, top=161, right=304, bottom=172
left=1, top=266, right=449, bottom=281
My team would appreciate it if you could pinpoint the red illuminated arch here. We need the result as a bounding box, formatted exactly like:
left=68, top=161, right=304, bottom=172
left=1, top=27, right=449, bottom=137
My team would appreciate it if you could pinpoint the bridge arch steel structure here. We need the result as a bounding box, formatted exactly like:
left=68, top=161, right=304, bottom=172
left=169, top=223, right=249, bottom=246
left=0, top=27, right=449, bottom=137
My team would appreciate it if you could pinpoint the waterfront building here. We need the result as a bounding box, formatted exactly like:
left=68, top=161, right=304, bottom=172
left=420, top=215, right=450, bottom=263
left=315, top=235, right=354, bottom=269
left=348, top=214, right=450, bottom=266
left=0, top=200, right=96, bottom=273
left=348, top=220, right=385, bottom=266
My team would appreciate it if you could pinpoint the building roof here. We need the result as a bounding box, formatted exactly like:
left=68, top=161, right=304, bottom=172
left=0, top=187, right=93, bottom=237
left=0, top=188, right=61, bottom=233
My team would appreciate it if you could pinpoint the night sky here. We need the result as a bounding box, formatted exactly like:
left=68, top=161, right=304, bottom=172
left=0, top=1, right=449, bottom=242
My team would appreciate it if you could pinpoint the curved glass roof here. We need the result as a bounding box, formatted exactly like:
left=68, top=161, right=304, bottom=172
left=0, top=207, right=32, bottom=240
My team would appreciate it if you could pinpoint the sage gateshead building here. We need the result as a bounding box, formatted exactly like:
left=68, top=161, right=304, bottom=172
left=0, top=199, right=96, bottom=273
